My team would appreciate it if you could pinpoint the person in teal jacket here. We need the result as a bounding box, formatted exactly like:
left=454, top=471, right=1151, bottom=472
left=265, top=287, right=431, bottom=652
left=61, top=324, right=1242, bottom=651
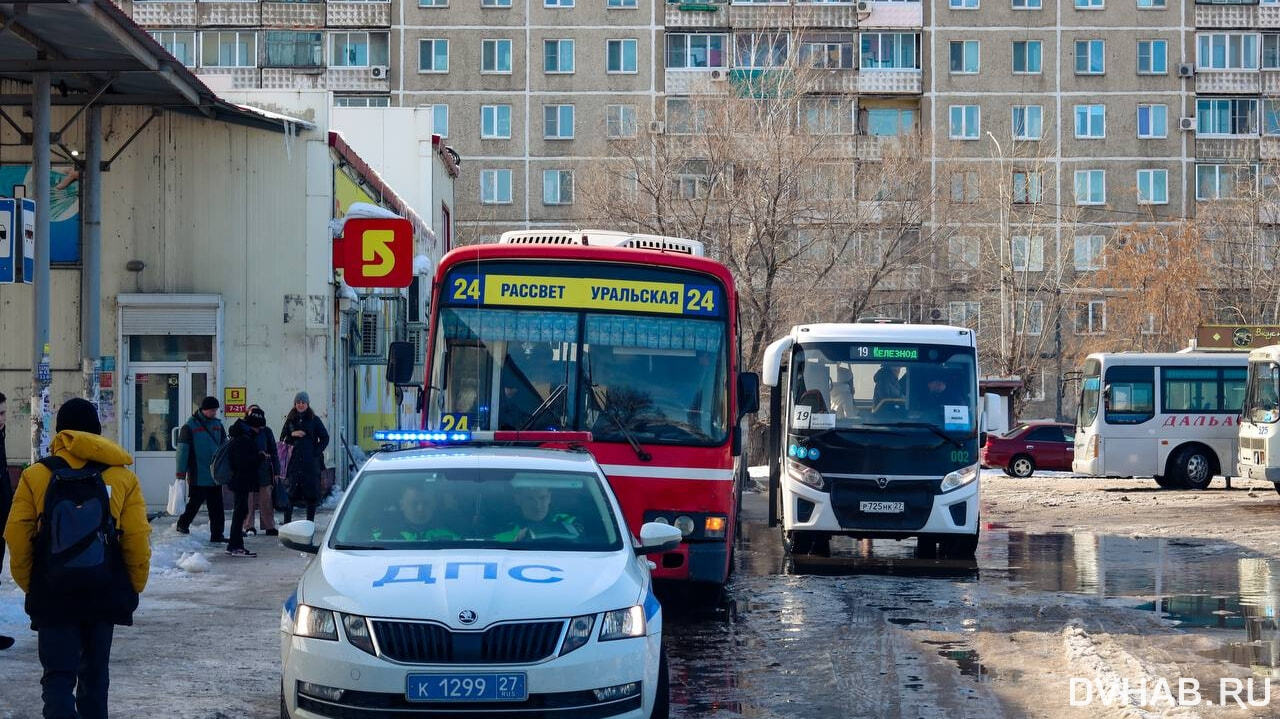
left=175, top=396, right=228, bottom=542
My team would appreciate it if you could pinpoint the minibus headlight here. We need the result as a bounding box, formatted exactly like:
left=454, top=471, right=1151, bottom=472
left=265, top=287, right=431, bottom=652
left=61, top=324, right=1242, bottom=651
left=941, top=464, right=979, bottom=492
left=785, top=460, right=824, bottom=490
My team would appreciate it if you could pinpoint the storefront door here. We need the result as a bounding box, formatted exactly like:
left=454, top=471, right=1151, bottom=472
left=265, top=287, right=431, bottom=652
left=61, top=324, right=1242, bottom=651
left=123, top=363, right=214, bottom=506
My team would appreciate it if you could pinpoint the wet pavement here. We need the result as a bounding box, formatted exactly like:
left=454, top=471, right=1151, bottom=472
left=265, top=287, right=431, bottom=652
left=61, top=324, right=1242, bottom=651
left=659, top=492, right=1280, bottom=718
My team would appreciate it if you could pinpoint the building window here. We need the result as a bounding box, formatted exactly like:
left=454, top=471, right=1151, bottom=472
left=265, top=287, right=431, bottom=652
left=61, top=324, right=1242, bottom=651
left=950, top=172, right=979, bottom=204
left=481, top=169, right=513, bottom=204
left=860, top=33, right=920, bottom=70
left=951, top=0, right=978, bottom=9
left=949, top=302, right=981, bottom=330
left=607, top=39, right=639, bottom=73
left=1265, top=99, right=1280, bottom=135
left=419, top=39, right=449, bottom=72
left=543, top=170, right=574, bottom=205
left=1012, top=40, right=1042, bottom=74
left=866, top=107, right=915, bottom=136
left=544, top=104, right=575, bottom=139
left=1074, top=169, right=1106, bottom=205
left=1012, top=235, right=1045, bottom=272
left=482, top=0, right=512, bottom=7
left=1013, top=170, right=1043, bottom=203
left=429, top=105, right=448, bottom=137
left=608, top=0, right=637, bottom=7
left=330, top=32, right=389, bottom=68
left=481, top=104, right=512, bottom=139
left=949, top=235, right=980, bottom=270
left=1197, top=33, right=1259, bottom=70
left=152, top=31, right=197, bottom=67
left=1013, top=0, right=1042, bottom=9
left=1137, top=0, right=1165, bottom=7
left=263, top=31, right=323, bottom=68
left=481, top=39, right=512, bottom=73
left=666, top=97, right=707, bottom=134
left=800, top=34, right=855, bottom=69
left=607, top=104, right=638, bottom=138
left=736, top=33, right=789, bottom=68
left=671, top=161, right=713, bottom=199
left=1074, top=235, right=1105, bottom=271
left=1196, top=98, right=1259, bottom=136
left=546, top=0, right=573, bottom=7
left=949, top=40, right=979, bottom=73
left=1015, top=301, right=1044, bottom=336
left=1137, top=39, right=1167, bottom=74
left=334, top=95, right=391, bottom=107
left=201, top=31, right=255, bottom=68
left=544, top=39, right=575, bottom=73
left=1074, top=104, right=1106, bottom=138
left=1137, top=104, right=1168, bottom=138
left=1265, top=34, right=1280, bottom=69
left=799, top=97, right=853, bottom=134
left=1137, top=168, right=1169, bottom=204
left=667, top=34, right=729, bottom=69
left=1076, top=0, right=1103, bottom=9
left=1075, top=39, right=1105, bottom=74
left=1195, top=163, right=1256, bottom=200
left=1075, top=300, right=1106, bottom=335
left=949, top=105, right=980, bottom=139
left=420, top=0, right=447, bottom=7
left=1012, top=105, right=1042, bottom=140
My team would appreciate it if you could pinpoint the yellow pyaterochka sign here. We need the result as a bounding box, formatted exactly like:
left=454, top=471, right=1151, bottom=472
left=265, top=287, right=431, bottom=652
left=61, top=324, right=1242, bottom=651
left=224, top=387, right=247, bottom=419
left=446, top=271, right=722, bottom=317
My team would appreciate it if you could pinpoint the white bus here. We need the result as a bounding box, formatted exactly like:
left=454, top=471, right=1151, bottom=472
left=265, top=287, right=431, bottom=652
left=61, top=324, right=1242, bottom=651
left=1072, top=351, right=1247, bottom=489
left=761, top=323, right=981, bottom=558
left=1237, top=345, right=1280, bottom=490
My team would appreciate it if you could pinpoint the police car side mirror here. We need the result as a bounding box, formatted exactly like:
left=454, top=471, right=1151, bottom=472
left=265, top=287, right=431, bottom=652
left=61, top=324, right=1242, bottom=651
left=636, top=522, right=683, bottom=556
left=386, top=341, right=416, bottom=386
left=279, top=520, right=320, bottom=554
left=738, top=372, right=761, bottom=416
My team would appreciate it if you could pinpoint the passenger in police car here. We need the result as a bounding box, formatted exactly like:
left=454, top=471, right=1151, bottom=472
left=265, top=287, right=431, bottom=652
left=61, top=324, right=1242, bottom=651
left=494, top=485, right=582, bottom=542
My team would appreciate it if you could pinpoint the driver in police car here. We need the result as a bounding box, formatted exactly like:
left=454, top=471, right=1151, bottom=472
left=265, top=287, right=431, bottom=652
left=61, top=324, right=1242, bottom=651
left=371, top=484, right=462, bottom=541
left=494, top=485, right=582, bottom=542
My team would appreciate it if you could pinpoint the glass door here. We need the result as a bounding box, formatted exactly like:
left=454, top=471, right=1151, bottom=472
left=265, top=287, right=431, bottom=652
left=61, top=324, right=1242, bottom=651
left=125, top=363, right=214, bottom=507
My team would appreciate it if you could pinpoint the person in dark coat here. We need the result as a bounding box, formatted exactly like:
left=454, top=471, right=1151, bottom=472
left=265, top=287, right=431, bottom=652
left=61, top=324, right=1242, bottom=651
left=280, top=392, right=329, bottom=523
left=241, top=404, right=281, bottom=537
left=0, top=391, right=11, bottom=650
left=225, top=413, right=265, bottom=558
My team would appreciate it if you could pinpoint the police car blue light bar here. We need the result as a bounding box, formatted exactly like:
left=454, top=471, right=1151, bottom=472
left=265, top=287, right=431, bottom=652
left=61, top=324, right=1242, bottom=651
left=372, top=430, right=472, bottom=443
left=371, top=430, right=593, bottom=444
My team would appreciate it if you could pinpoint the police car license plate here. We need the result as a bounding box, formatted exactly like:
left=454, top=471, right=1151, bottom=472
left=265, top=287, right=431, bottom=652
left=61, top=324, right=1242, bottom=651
left=859, top=501, right=905, bottom=514
left=406, top=673, right=527, bottom=702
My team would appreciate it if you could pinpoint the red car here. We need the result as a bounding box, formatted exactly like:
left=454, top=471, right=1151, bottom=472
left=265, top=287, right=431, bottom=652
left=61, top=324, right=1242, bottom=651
left=981, top=421, right=1076, bottom=477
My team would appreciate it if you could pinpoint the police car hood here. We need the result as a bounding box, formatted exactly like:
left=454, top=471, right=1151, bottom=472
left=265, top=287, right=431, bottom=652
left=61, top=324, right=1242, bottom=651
left=304, top=548, right=645, bottom=625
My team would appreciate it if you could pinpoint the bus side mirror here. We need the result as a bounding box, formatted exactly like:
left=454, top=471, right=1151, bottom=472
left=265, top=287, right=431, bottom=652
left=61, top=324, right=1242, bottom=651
left=386, top=341, right=416, bottom=385
left=738, top=372, right=761, bottom=416
left=1102, top=383, right=1112, bottom=409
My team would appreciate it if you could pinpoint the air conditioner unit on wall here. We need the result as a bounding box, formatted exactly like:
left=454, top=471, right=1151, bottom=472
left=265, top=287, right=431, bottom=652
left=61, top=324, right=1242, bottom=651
left=370, top=65, right=389, bottom=79
left=928, top=307, right=945, bottom=322
left=1177, top=63, right=1195, bottom=78
left=709, top=69, right=726, bottom=80
left=1179, top=116, right=1196, bottom=131
left=856, top=0, right=870, bottom=11
left=648, top=120, right=665, bottom=134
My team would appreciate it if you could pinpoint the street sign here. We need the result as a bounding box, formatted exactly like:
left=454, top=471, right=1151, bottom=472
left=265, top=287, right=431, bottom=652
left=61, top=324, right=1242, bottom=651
left=224, top=386, right=247, bottom=418
left=338, top=217, right=413, bottom=288
left=0, top=198, right=13, bottom=283
left=20, top=198, right=34, bottom=283
left=1195, top=324, right=1280, bottom=350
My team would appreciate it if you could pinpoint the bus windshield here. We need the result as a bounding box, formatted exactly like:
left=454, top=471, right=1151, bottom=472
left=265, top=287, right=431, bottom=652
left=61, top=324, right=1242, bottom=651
left=1244, top=361, right=1280, bottom=424
left=431, top=262, right=730, bottom=446
left=1077, top=360, right=1101, bottom=428
left=788, top=341, right=977, bottom=434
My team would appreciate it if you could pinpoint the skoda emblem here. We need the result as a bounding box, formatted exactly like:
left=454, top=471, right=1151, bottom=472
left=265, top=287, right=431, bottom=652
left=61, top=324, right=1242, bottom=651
left=876, top=477, right=889, bottom=489
left=458, top=610, right=478, bottom=625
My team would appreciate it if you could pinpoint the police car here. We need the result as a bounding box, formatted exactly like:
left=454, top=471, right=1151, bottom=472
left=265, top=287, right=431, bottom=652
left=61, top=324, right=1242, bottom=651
left=277, top=430, right=681, bottom=719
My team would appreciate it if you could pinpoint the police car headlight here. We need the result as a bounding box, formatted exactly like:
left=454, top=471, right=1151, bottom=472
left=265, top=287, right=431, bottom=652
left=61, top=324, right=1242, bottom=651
left=294, top=605, right=338, bottom=641
left=599, top=606, right=646, bottom=641
left=785, top=460, right=824, bottom=490
left=560, top=614, right=596, bottom=656
left=941, top=464, right=980, bottom=493
left=341, top=613, right=376, bottom=655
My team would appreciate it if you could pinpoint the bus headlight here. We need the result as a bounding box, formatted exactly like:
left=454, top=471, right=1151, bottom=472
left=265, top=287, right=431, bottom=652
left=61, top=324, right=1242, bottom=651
left=785, top=460, right=824, bottom=490
left=941, top=464, right=979, bottom=493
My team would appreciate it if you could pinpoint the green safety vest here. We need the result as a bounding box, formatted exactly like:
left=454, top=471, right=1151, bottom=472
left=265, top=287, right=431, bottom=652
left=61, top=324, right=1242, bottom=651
left=492, top=513, right=579, bottom=542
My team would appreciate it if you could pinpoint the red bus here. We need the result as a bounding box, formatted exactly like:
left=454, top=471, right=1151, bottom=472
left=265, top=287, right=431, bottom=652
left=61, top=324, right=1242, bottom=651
left=422, top=229, right=758, bottom=587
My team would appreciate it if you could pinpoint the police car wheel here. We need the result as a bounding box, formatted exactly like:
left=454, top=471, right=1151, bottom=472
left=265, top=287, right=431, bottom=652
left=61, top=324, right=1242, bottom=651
left=650, top=647, right=670, bottom=719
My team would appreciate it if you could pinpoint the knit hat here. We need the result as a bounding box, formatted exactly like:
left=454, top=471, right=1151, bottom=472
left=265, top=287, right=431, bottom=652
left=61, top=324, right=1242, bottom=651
left=200, top=396, right=220, bottom=411
left=293, top=391, right=310, bottom=405
left=55, top=397, right=102, bottom=435
left=246, top=406, right=266, bottom=428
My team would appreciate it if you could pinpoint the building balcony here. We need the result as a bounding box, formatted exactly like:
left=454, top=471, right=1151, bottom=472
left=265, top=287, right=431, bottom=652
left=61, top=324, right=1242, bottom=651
left=1195, top=137, right=1260, bottom=161
left=261, top=1, right=324, bottom=27
left=665, top=69, right=732, bottom=95
left=809, top=68, right=858, bottom=93
left=1261, top=136, right=1280, bottom=160
left=197, top=1, right=260, bottom=25
left=260, top=66, right=390, bottom=91
left=664, top=1, right=729, bottom=28
left=129, top=1, right=197, bottom=26
left=194, top=67, right=262, bottom=90
left=1195, top=4, right=1257, bottom=28
left=327, top=1, right=391, bottom=27
left=1195, top=69, right=1261, bottom=94
left=792, top=3, right=861, bottom=28
left=862, top=1, right=921, bottom=27
left=1261, top=4, right=1280, bottom=27
left=727, top=3, right=794, bottom=29
left=857, top=69, right=921, bottom=94
left=1262, top=70, right=1280, bottom=94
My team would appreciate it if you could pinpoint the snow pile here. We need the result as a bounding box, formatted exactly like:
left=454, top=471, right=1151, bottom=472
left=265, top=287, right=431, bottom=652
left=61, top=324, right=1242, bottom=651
left=1061, top=621, right=1199, bottom=719
left=413, top=254, right=434, bottom=276
left=149, top=519, right=223, bottom=577
left=176, top=552, right=212, bottom=574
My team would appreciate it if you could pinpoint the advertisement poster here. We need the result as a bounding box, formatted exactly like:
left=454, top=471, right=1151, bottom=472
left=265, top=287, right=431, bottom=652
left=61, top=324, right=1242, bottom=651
left=0, top=164, right=80, bottom=263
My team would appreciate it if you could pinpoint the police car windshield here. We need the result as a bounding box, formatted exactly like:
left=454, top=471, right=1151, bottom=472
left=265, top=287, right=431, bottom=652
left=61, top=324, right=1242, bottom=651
left=329, top=468, right=624, bottom=552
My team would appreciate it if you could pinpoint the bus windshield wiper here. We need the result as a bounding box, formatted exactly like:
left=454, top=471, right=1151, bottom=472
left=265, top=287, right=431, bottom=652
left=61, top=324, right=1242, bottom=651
left=584, top=353, right=652, bottom=462
left=518, top=384, right=567, bottom=431
left=864, top=421, right=965, bottom=449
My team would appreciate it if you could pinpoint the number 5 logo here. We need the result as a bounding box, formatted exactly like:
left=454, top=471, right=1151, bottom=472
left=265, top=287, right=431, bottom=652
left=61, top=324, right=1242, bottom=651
left=361, top=230, right=396, bottom=278
left=340, top=218, right=414, bottom=288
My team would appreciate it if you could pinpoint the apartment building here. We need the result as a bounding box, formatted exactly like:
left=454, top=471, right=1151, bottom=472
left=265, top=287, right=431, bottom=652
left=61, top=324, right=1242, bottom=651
left=119, top=0, right=393, bottom=105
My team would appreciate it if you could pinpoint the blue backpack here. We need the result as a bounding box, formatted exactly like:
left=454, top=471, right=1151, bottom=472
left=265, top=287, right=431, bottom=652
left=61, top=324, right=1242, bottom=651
left=34, top=457, right=121, bottom=595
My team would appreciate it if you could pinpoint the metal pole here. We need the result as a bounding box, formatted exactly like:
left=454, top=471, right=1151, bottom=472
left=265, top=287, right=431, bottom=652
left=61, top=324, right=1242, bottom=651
left=31, top=72, right=51, bottom=461
left=82, top=106, right=103, bottom=398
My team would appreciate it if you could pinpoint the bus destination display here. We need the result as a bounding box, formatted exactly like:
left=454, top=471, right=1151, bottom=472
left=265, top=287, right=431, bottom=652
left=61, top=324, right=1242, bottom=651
left=445, top=270, right=723, bottom=317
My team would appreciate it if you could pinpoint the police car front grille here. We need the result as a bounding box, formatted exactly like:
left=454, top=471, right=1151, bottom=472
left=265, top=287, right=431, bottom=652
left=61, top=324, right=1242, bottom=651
left=372, top=620, right=566, bottom=664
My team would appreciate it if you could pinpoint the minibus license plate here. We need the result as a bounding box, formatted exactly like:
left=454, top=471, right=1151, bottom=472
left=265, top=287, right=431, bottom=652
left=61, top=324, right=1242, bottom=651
left=406, top=673, right=527, bottom=702
left=860, top=501, right=904, bottom=514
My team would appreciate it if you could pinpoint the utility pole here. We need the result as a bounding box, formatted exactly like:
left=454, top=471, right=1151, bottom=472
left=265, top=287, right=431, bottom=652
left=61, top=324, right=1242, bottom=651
left=31, top=73, right=52, bottom=461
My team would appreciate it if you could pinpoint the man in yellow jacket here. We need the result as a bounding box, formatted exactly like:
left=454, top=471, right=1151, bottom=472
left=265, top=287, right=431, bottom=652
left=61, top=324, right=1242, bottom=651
left=4, top=398, right=151, bottom=719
